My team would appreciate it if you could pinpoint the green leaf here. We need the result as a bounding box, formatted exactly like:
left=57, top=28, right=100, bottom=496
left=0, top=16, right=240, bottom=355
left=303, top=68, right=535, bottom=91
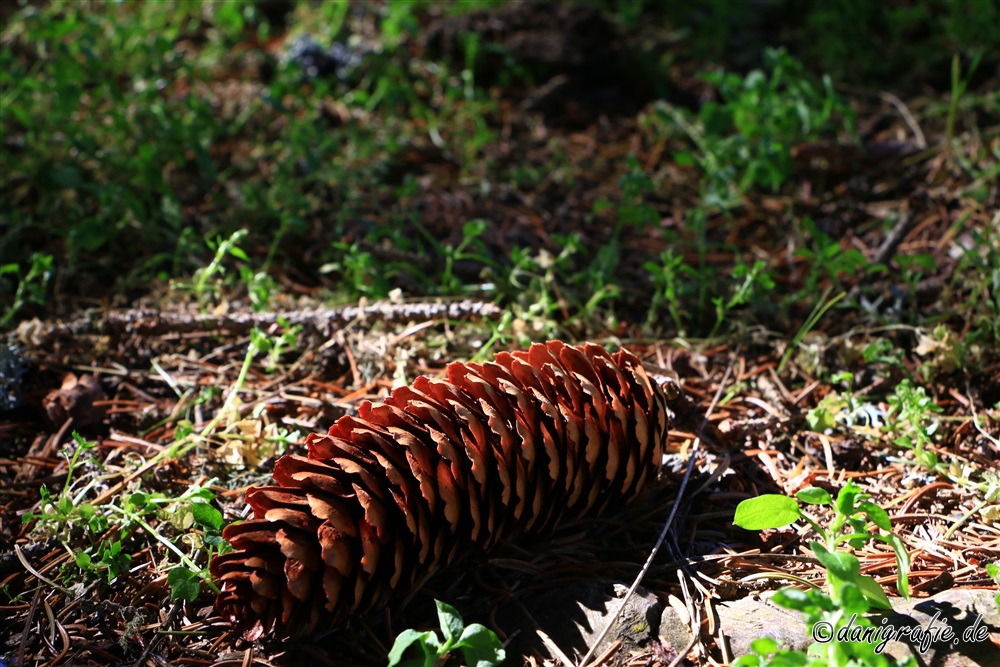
left=88, top=513, right=109, bottom=535
left=918, top=449, right=938, bottom=469
left=857, top=501, right=891, bottom=531
left=771, top=587, right=814, bottom=612
left=835, top=482, right=861, bottom=516
left=462, top=219, right=489, bottom=240
left=75, top=551, right=92, bottom=568
left=76, top=503, right=96, bottom=520
left=879, top=534, right=911, bottom=600
left=129, top=491, right=149, bottom=509
left=749, top=637, right=779, bottom=654
left=810, top=542, right=860, bottom=580
left=734, top=495, right=801, bottom=530
left=837, top=581, right=871, bottom=615
left=189, top=488, right=215, bottom=502
left=387, top=629, right=440, bottom=667
left=853, top=574, right=892, bottom=610
left=674, top=151, right=696, bottom=166
left=435, top=600, right=464, bottom=645
left=796, top=488, right=832, bottom=505
left=766, top=651, right=810, bottom=667
left=455, top=624, right=506, bottom=667
left=167, top=566, right=201, bottom=601
left=190, top=501, right=223, bottom=531
left=169, top=504, right=195, bottom=530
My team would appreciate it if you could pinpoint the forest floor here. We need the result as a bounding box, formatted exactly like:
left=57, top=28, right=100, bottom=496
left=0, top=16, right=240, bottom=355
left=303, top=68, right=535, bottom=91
left=2, top=2, right=999, bottom=666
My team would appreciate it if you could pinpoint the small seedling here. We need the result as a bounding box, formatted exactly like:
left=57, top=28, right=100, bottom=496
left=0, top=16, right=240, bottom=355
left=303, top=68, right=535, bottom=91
left=735, top=482, right=910, bottom=606
left=734, top=482, right=913, bottom=666
left=388, top=599, right=505, bottom=667
left=1, top=252, right=54, bottom=326
left=986, top=563, right=1000, bottom=613
left=884, top=379, right=944, bottom=472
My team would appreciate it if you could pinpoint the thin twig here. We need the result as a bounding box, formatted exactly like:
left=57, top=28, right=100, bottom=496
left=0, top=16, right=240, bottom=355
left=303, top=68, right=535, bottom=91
left=18, top=588, right=41, bottom=667
left=667, top=572, right=701, bottom=667
left=879, top=91, right=927, bottom=149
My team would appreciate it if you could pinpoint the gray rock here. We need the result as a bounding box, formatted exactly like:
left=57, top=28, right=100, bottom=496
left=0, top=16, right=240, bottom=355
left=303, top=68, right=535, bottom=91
left=505, top=580, right=662, bottom=662
left=660, top=588, right=999, bottom=666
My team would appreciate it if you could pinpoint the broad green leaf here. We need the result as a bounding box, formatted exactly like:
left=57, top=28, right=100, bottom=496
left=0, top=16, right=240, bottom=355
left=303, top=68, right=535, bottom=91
left=387, top=629, right=439, bottom=667
left=835, top=481, right=861, bottom=516
left=767, top=651, right=810, bottom=667
left=853, top=574, right=892, bottom=610
left=810, top=542, right=859, bottom=580
left=129, top=491, right=149, bottom=509
left=435, top=600, right=464, bottom=644
left=190, top=501, right=223, bottom=531
left=734, top=495, right=801, bottom=530
left=456, top=624, right=506, bottom=667
left=189, top=488, right=215, bottom=501
left=167, top=566, right=200, bottom=601
left=919, top=449, right=938, bottom=469
left=75, top=552, right=92, bottom=568
left=837, top=581, right=870, bottom=615
left=796, top=488, right=832, bottom=505
left=772, top=587, right=820, bottom=613
left=749, top=637, right=779, bottom=654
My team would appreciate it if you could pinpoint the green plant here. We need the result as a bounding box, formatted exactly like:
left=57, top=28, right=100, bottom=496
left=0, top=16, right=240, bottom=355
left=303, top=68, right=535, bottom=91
left=495, top=235, right=581, bottom=343
left=387, top=600, right=505, bottom=667
left=795, top=218, right=868, bottom=298
left=1, top=252, right=53, bottom=326
left=662, top=48, right=854, bottom=208
left=186, top=230, right=250, bottom=307
left=986, top=563, right=1000, bottom=613
left=884, top=379, right=944, bottom=471
left=321, top=241, right=394, bottom=300
left=779, top=287, right=847, bottom=374
left=945, top=51, right=984, bottom=148
left=709, top=258, right=775, bottom=339
left=22, top=433, right=228, bottom=596
left=733, top=482, right=913, bottom=667
left=644, top=248, right=686, bottom=334
left=439, top=220, right=497, bottom=295
left=736, top=482, right=910, bottom=607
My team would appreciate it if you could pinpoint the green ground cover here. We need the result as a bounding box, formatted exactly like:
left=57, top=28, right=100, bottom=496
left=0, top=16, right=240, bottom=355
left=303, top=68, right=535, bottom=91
left=2, top=1, right=998, bottom=666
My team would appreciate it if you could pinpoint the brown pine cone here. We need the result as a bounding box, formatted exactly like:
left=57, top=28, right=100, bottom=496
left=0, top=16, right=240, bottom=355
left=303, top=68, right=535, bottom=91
left=210, top=341, right=678, bottom=639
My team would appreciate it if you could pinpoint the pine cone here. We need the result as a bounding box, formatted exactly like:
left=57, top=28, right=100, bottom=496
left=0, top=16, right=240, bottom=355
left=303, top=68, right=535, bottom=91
left=210, top=341, right=676, bottom=639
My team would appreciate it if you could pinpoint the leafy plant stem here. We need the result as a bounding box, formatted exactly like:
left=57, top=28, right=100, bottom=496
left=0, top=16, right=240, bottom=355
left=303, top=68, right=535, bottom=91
left=778, top=287, right=847, bottom=373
